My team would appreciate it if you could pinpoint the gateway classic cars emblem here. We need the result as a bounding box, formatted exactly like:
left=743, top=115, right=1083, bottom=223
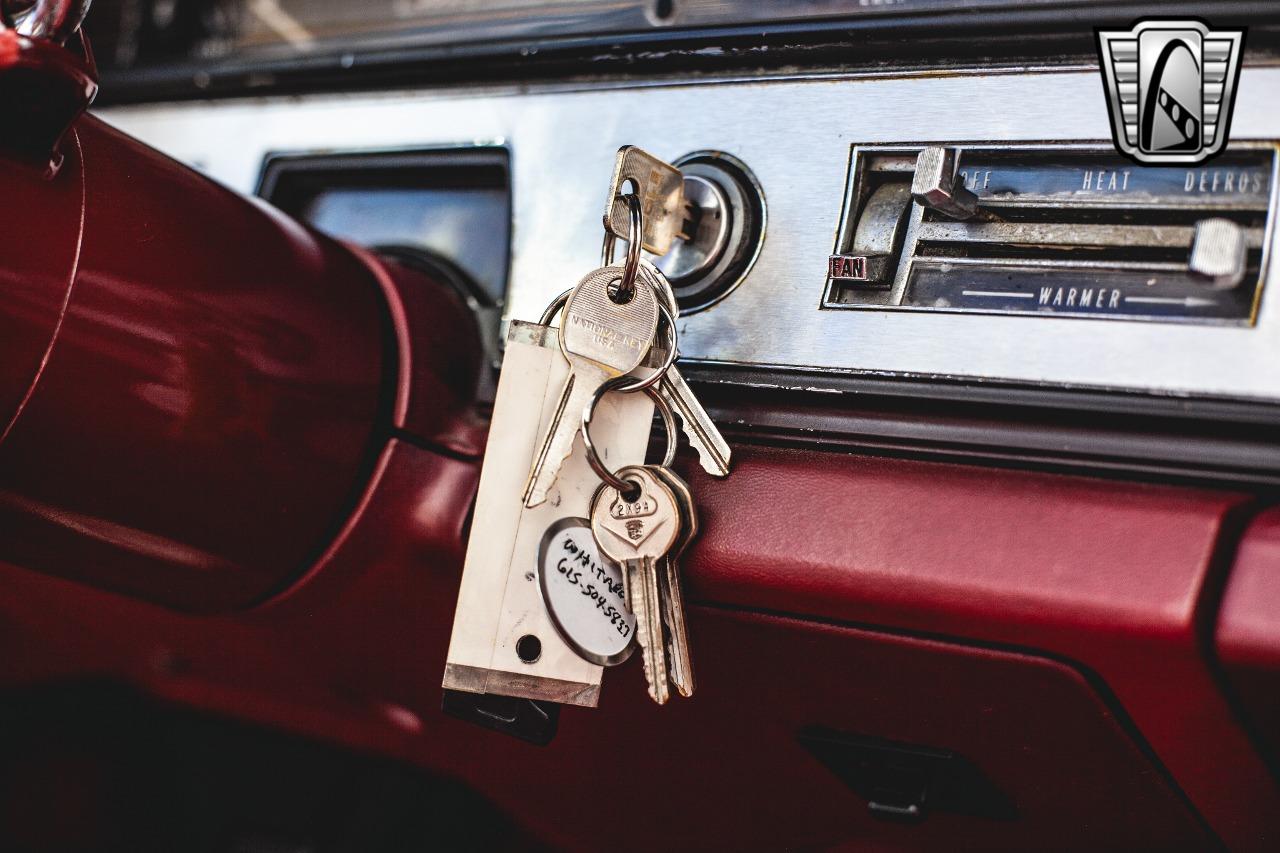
left=1096, top=20, right=1245, bottom=165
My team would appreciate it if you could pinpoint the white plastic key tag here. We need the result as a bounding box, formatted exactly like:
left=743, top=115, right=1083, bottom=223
left=443, top=320, right=654, bottom=708
left=537, top=518, right=635, bottom=666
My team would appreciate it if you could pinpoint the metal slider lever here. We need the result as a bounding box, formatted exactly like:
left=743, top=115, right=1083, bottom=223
left=911, top=146, right=979, bottom=220
left=1188, top=218, right=1247, bottom=289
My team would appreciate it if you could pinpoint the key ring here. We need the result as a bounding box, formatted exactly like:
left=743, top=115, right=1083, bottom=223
left=600, top=192, right=643, bottom=303
left=537, top=192, right=640, bottom=324
left=582, top=374, right=677, bottom=500
left=539, top=288, right=573, bottom=326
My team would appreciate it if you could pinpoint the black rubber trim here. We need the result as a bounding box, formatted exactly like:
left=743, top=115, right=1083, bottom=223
left=677, top=363, right=1280, bottom=490
left=92, top=1, right=1280, bottom=105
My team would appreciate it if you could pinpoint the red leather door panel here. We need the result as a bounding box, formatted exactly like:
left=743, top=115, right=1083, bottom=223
left=0, top=436, right=1270, bottom=849
left=1217, top=507, right=1280, bottom=776
left=678, top=447, right=1274, bottom=849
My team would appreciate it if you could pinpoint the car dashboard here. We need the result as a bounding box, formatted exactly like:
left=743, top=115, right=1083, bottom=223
left=1, top=1, right=1279, bottom=850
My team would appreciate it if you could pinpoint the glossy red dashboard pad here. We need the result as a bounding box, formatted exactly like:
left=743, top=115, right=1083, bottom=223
left=1218, top=507, right=1280, bottom=770
left=0, top=130, right=81, bottom=439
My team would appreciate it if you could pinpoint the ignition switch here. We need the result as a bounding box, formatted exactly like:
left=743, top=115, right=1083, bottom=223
left=657, top=175, right=730, bottom=285
left=653, top=152, right=766, bottom=312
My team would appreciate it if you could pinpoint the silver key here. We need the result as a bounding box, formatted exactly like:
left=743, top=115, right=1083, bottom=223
left=523, top=266, right=659, bottom=508
left=635, top=262, right=732, bottom=478
left=651, top=465, right=697, bottom=698
left=659, top=369, right=731, bottom=478
left=591, top=466, right=681, bottom=705
left=604, top=146, right=685, bottom=256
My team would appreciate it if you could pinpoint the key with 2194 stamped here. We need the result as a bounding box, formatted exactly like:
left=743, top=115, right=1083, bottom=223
left=635, top=261, right=732, bottom=478
left=523, top=265, right=660, bottom=508
left=590, top=465, right=682, bottom=705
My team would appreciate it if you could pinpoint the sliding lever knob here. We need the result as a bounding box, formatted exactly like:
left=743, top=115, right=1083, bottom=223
left=1189, top=218, right=1246, bottom=289
left=911, top=146, right=978, bottom=220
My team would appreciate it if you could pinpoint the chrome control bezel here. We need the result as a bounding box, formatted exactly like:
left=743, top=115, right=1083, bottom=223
left=823, top=141, right=1277, bottom=324
left=101, top=64, right=1280, bottom=404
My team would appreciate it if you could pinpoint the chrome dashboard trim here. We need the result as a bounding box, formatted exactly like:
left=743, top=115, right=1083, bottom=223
left=100, top=65, right=1280, bottom=402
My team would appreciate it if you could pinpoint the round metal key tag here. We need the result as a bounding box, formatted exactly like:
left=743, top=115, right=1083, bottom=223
left=537, top=518, right=636, bottom=666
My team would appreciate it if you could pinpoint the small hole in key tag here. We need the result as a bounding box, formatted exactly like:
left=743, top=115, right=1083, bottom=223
left=516, top=634, right=542, bottom=664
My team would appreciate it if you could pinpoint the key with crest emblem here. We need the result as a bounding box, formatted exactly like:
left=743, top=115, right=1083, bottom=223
left=523, top=265, right=660, bottom=508
left=650, top=464, right=698, bottom=698
left=590, top=465, right=682, bottom=704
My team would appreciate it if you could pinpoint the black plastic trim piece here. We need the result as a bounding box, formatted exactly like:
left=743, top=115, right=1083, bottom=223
left=678, top=362, right=1280, bottom=490
left=441, top=689, right=560, bottom=746
left=91, top=2, right=1280, bottom=105
left=799, top=727, right=1018, bottom=823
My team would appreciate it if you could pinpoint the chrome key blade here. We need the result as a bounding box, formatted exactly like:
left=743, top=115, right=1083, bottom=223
left=626, top=556, right=668, bottom=705
left=659, top=558, right=692, bottom=697
left=636, top=260, right=731, bottom=478
left=652, top=465, right=697, bottom=698
left=660, top=367, right=731, bottom=478
left=523, top=369, right=602, bottom=507
left=591, top=466, right=681, bottom=705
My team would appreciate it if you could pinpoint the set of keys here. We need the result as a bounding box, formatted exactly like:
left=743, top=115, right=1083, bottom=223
left=444, top=146, right=729, bottom=712
left=528, top=188, right=728, bottom=702
left=523, top=258, right=731, bottom=507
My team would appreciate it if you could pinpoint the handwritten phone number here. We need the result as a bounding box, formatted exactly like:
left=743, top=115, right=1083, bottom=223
left=557, top=549, right=632, bottom=639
